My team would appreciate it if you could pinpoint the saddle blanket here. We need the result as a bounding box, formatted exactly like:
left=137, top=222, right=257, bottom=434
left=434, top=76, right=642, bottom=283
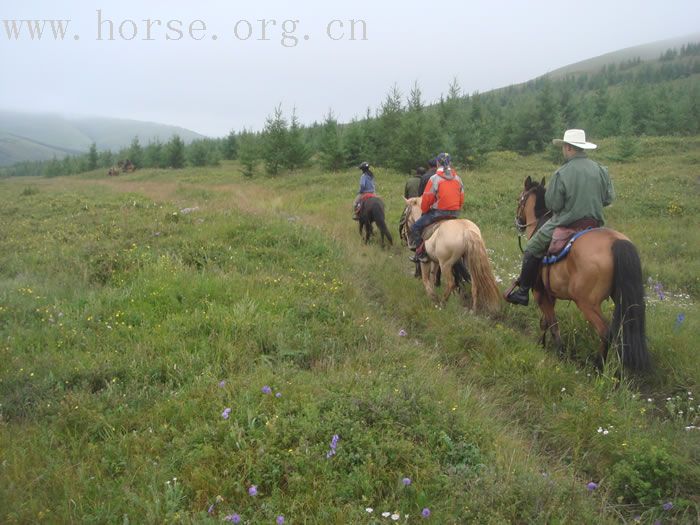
left=543, top=226, right=600, bottom=265
left=421, top=216, right=458, bottom=241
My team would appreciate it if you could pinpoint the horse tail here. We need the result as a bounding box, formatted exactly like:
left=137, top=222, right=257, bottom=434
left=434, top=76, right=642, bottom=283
left=463, top=229, right=500, bottom=313
left=611, top=239, right=650, bottom=372
left=375, top=204, right=393, bottom=246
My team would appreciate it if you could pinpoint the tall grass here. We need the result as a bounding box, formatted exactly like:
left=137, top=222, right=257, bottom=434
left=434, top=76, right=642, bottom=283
left=1, top=136, right=698, bottom=523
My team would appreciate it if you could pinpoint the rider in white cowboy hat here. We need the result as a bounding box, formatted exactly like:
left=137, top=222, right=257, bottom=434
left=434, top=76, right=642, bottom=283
left=552, top=128, right=598, bottom=150
left=505, top=129, right=615, bottom=306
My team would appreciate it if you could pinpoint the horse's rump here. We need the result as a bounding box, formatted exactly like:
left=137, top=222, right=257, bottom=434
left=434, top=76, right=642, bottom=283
left=358, top=196, right=392, bottom=247
left=544, top=228, right=628, bottom=303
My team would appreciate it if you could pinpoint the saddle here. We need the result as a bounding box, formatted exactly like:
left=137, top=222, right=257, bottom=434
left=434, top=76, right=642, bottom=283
left=360, top=193, right=376, bottom=202
left=543, top=218, right=601, bottom=265
left=421, top=215, right=458, bottom=241
left=355, top=193, right=376, bottom=214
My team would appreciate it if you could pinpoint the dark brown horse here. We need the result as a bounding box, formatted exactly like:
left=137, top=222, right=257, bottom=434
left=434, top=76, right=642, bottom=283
left=358, top=197, right=393, bottom=248
left=515, top=176, right=650, bottom=371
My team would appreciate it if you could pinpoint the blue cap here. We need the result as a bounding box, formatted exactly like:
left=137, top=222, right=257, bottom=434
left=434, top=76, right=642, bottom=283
left=437, top=152, right=451, bottom=167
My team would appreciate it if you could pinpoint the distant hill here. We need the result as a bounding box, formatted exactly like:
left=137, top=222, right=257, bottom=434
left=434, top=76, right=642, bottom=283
left=546, top=32, right=700, bottom=78
left=0, top=111, right=205, bottom=166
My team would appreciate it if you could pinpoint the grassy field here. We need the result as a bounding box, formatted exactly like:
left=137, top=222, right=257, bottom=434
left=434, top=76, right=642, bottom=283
left=1, top=136, right=698, bottom=524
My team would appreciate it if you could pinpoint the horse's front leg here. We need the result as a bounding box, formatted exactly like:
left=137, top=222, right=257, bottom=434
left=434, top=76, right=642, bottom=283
left=534, top=289, right=563, bottom=356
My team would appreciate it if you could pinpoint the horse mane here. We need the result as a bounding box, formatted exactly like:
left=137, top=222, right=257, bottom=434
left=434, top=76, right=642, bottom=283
left=531, top=183, right=548, bottom=218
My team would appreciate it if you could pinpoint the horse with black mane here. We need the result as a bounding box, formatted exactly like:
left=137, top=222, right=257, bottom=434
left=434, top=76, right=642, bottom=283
left=512, top=176, right=650, bottom=371
left=357, top=196, right=393, bottom=248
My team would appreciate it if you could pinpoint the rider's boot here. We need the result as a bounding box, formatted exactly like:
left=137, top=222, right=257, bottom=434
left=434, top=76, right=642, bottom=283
left=409, top=241, right=429, bottom=263
left=505, top=252, right=542, bottom=306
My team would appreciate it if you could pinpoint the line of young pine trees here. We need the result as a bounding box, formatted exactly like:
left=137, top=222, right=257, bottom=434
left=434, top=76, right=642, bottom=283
left=3, top=134, right=227, bottom=178
left=3, top=43, right=699, bottom=179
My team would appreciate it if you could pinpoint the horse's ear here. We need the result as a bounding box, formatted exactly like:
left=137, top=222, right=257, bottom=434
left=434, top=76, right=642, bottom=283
left=524, top=176, right=532, bottom=188
left=540, top=177, right=546, bottom=187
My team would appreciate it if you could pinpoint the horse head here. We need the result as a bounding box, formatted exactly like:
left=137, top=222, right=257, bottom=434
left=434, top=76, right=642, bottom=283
left=515, top=176, right=547, bottom=236
left=404, top=197, right=422, bottom=229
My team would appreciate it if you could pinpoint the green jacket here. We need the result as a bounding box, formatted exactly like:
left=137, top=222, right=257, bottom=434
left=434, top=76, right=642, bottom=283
left=404, top=175, right=422, bottom=198
left=545, top=153, right=615, bottom=228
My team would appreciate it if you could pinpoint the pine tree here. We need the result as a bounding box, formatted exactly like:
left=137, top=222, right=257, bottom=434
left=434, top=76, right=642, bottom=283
left=165, top=135, right=186, bottom=169
left=87, top=143, right=98, bottom=171
left=377, top=84, right=404, bottom=168
left=262, top=104, right=288, bottom=175
left=616, top=121, right=639, bottom=162
left=343, top=120, right=367, bottom=167
left=559, top=81, right=579, bottom=128
left=45, top=157, right=62, bottom=177
left=285, top=107, right=311, bottom=170
left=222, top=131, right=239, bottom=160
left=128, top=137, right=143, bottom=168
left=187, top=140, right=209, bottom=167
left=99, top=150, right=114, bottom=168
left=532, top=80, right=557, bottom=151
left=395, top=82, right=434, bottom=172
left=318, top=110, right=345, bottom=171
left=238, top=130, right=258, bottom=177
left=144, top=140, right=164, bottom=168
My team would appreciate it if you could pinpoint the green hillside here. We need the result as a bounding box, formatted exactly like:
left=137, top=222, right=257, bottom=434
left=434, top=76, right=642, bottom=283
left=1, top=136, right=698, bottom=523
left=547, top=32, right=700, bottom=78
left=0, top=110, right=205, bottom=167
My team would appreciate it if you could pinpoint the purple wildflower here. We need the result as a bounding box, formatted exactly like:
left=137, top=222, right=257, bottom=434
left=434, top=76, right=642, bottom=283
left=326, top=434, right=340, bottom=459
left=587, top=482, right=598, bottom=491
left=402, top=477, right=412, bottom=486
left=218, top=380, right=226, bottom=388
left=224, top=515, right=241, bottom=524
left=654, top=283, right=665, bottom=300
left=275, top=392, right=282, bottom=398
left=248, top=485, right=258, bottom=496
left=675, top=313, right=685, bottom=330
left=276, top=516, right=285, bottom=524
left=208, top=503, right=215, bottom=514
left=398, top=329, right=407, bottom=337
left=222, top=408, right=232, bottom=420
left=262, top=385, right=272, bottom=394
left=421, top=508, right=431, bottom=518
left=663, top=501, right=673, bottom=511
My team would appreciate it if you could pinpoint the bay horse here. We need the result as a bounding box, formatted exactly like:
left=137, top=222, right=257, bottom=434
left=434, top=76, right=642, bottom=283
left=514, top=176, right=650, bottom=371
left=358, top=196, right=393, bottom=248
left=404, top=197, right=500, bottom=313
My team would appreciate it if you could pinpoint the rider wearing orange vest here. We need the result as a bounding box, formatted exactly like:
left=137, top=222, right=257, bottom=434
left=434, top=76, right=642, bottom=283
left=409, top=152, right=464, bottom=262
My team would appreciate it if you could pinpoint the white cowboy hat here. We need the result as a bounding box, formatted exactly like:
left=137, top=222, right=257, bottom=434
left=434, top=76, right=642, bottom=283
left=552, top=129, right=597, bottom=150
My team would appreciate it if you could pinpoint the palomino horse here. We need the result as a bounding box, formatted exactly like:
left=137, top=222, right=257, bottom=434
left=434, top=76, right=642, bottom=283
left=358, top=197, right=393, bottom=248
left=404, top=197, right=500, bottom=313
left=515, top=176, right=650, bottom=371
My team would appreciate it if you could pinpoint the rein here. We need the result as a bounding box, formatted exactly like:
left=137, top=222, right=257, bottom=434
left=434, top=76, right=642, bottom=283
left=515, top=205, right=551, bottom=253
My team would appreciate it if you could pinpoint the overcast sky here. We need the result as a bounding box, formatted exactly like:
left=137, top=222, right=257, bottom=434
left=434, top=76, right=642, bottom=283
left=2, top=0, right=699, bottom=136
